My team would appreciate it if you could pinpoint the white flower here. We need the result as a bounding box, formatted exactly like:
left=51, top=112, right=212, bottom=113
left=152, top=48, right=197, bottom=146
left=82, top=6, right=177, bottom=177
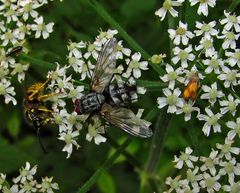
left=225, top=49, right=240, bottom=68
left=195, top=36, right=215, bottom=57
left=67, top=85, right=84, bottom=100
left=218, top=29, right=239, bottom=49
left=58, top=125, right=80, bottom=158
left=172, top=45, right=195, bottom=68
left=220, top=94, right=240, bottom=116
left=31, top=16, right=54, bottom=39
left=0, top=78, right=17, bottom=105
left=226, top=117, right=240, bottom=140
left=86, top=116, right=106, bottom=145
left=176, top=100, right=200, bottom=121
left=68, top=54, right=84, bottom=73
left=165, top=176, right=182, bottom=193
left=68, top=40, right=86, bottom=58
left=19, top=1, right=39, bottom=21
left=217, top=66, right=240, bottom=88
left=186, top=167, right=202, bottom=192
left=10, top=62, right=29, bottom=82
left=78, top=61, right=95, bottom=81
left=197, top=108, right=222, bottom=136
left=19, top=180, right=37, bottom=193
left=219, top=158, right=240, bottom=184
left=168, top=21, right=194, bottom=45
left=200, top=82, right=224, bottom=106
left=3, top=4, right=18, bottom=23
left=202, top=54, right=224, bottom=74
left=223, top=181, right=240, bottom=193
left=160, top=64, right=184, bottom=89
left=199, top=173, right=221, bottom=192
left=36, top=177, right=59, bottom=193
left=84, top=41, right=101, bottom=60
left=155, top=0, right=181, bottom=21
left=96, top=29, right=118, bottom=44
left=157, top=87, right=182, bottom=113
left=220, top=10, right=240, bottom=32
left=200, top=150, right=219, bottom=176
left=115, top=40, right=131, bottom=59
left=0, top=173, right=6, bottom=190
left=173, top=147, right=198, bottom=169
left=13, top=162, right=37, bottom=184
left=216, top=138, right=240, bottom=160
left=194, top=21, right=218, bottom=38
left=124, top=52, right=148, bottom=79
left=189, top=0, right=216, bottom=16
left=1, top=29, right=18, bottom=46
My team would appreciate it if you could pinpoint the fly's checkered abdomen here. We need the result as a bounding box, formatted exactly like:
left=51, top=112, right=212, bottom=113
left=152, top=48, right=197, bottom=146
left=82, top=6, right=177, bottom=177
left=81, top=92, right=105, bottom=113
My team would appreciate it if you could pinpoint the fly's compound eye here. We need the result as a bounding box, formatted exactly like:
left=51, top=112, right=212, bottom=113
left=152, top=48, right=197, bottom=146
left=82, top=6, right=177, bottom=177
left=74, top=99, right=82, bottom=115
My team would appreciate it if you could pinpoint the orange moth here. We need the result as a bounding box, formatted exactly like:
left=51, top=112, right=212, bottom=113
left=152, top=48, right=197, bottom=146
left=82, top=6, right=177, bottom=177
left=183, top=73, right=199, bottom=101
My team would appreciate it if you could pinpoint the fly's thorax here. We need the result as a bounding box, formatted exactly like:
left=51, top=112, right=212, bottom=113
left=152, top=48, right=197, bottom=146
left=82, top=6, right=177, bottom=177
left=80, top=92, right=105, bottom=113
left=106, top=83, right=137, bottom=105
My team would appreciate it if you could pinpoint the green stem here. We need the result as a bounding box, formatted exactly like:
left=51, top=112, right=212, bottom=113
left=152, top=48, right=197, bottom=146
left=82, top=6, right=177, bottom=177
left=86, top=0, right=165, bottom=76
left=136, top=79, right=168, bottom=89
left=19, top=54, right=56, bottom=70
left=76, top=137, right=132, bottom=193
left=140, top=107, right=172, bottom=193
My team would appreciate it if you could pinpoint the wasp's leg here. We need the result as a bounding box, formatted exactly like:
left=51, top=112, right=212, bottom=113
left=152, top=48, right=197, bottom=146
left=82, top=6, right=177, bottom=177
left=28, top=79, right=51, bottom=100
left=37, top=92, right=60, bottom=101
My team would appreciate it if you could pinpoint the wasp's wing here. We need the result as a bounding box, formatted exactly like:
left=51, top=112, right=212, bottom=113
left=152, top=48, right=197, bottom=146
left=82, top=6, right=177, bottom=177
left=91, top=38, right=117, bottom=93
left=100, top=104, right=153, bottom=138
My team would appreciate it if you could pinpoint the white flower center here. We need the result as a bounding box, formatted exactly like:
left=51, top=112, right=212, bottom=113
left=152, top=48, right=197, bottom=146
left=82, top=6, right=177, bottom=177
left=226, top=31, right=235, bottom=40
left=207, top=115, right=218, bottom=126
left=0, top=84, right=6, bottom=95
left=68, top=115, right=76, bottom=125
left=201, top=24, right=211, bottom=32
left=180, top=152, right=189, bottom=161
left=176, top=27, right=186, bottom=35
left=5, top=31, right=13, bottom=40
left=68, top=57, right=76, bottom=65
left=167, top=95, right=177, bottom=106
left=229, top=15, right=237, bottom=23
left=222, top=144, right=231, bottom=153
left=205, top=158, right=214, bottom=167
left=15, top=63, right=24, bottom=73
left=24, top=4, right=32, bottom=13
left=178, top=50, right=188, bottom=60
left=129, top=61, right=140, bottom=69
left=69, top=42, right=77, bottom=50
left=209, top=89, right=217, bottom=100
left=170, top=178, right=179, bottom=189
left=209, top=59, right=219, bottom=69
left=205, top=177, right=214, bottom=188
left=42, top=181, right=51, bottom=189
left=23, top=182, right=32, bottom=191
left=163, top=0, right=172, bottom=10
left=88, top=44, right=95, bottom=52
left=187, top=170, right=195, bottom=182
left=88, top=126, right=97, bottom=137
left=99, top=31, right=107, bottom=39
left=168, top=71, right=177, bottom=81
left=228, top=101, right=236, bottom=112
left=68, top=89, right=77, bottom=98
left=37, top=23, right=45, bottom=31
left=203, top=39, right=212, bottom=48
left=54, top=114, right=62, bottom=125
left=232, top=183, right=240, bottom=193
left=225, top=162, right=234, bottom=173
left=226, top=71, right=236, bottom=82
left=235, top=123, right=240, bottom=135
left=233, top=51, right=240, bottom=59
left=182, top=104, right=193, bottom=114
left=64, top=133, right=72, bottom=144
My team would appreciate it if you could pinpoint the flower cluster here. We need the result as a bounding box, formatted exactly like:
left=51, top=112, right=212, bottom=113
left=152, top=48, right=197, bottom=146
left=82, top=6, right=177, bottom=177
left=46, top=29, right=149, bottom=158
left=0, top=161, right=59, bottom=193
left=154, top=1, right=240, bottom=192
left=0, top=0, right=57, bottom=105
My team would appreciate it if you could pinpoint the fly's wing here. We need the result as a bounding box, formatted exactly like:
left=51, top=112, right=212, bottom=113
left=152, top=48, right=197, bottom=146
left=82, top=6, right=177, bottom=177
left=100, top=104, right=153, bottom=138
left=91, top=38, right=117, bottom=93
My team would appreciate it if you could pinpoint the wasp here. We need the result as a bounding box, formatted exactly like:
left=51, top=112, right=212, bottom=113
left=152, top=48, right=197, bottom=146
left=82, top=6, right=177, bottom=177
left=23, top=78, right=57, bottom=152
left=183, top=73, right=199, bottom=101
left=74, top=38, right=152, bottom=138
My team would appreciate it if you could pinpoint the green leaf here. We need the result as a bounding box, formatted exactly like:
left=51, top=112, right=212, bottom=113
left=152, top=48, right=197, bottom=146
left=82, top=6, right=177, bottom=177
left=0, top=137, right=35, bottom=173
left=7, top=111, right=20, bottom=139
left=97, top=171, right=116, bottom=193
left=121, top=0, right=156, bottom=19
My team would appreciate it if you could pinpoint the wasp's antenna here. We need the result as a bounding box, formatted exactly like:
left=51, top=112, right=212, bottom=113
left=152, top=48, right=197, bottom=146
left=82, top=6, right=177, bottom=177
left=37, top=127, right=48, bottom=154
